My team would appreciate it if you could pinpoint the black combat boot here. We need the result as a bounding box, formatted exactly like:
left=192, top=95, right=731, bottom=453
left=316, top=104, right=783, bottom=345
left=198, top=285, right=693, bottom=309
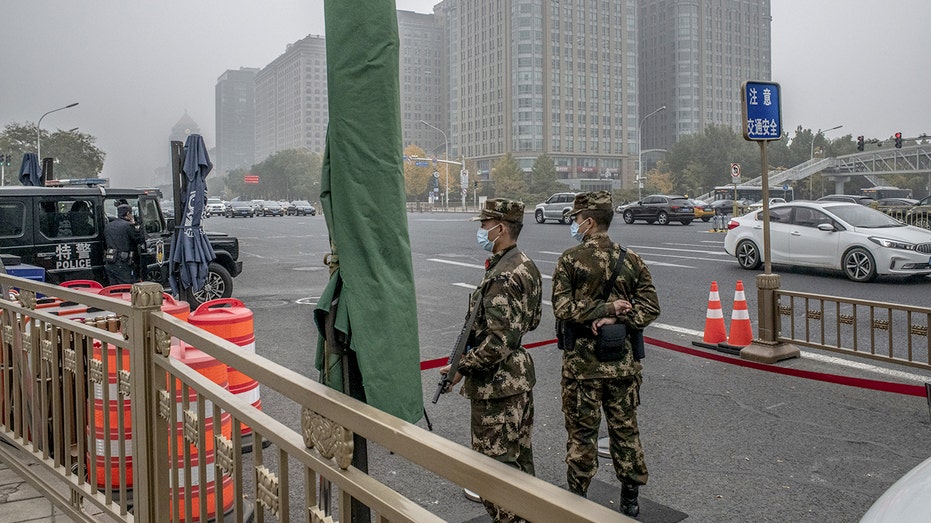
left=620, top=483, right=640, bottom=518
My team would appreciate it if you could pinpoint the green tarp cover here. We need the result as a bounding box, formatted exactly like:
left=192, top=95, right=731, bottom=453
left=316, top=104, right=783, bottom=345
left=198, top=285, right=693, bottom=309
left=314, top=0, right=423, bottom=424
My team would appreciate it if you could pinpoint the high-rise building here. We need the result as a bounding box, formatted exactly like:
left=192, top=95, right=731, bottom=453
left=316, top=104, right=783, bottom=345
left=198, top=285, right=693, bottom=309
left=254, top=35, right=328, bottom=162
left=215, top=67, right=258, bottom=176
left=397, top=10, right=447, bottom=157
left=639, top=0, right=772, bottom=152
left=436, top=0, right=640, bottom=188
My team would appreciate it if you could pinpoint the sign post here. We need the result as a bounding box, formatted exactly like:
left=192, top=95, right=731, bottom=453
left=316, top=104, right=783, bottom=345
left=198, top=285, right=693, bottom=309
left=741, top=80, right=782, bottom=275
left=730, top=163, right=741, bottom=216
left=741, top=80, right=798, bottom=363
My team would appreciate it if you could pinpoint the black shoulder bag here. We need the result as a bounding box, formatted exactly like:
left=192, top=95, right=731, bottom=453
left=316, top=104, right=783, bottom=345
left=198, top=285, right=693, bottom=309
left=594, top=247, right=629, bottom=362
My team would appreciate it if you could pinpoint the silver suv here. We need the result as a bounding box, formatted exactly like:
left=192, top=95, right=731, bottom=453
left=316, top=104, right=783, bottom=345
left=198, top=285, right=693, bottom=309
left=534, top=192, right=578, bottom=224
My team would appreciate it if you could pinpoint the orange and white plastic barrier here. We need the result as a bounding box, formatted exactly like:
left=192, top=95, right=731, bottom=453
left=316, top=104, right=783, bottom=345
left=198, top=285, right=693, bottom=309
left=187, top=299, right=260, bottom=444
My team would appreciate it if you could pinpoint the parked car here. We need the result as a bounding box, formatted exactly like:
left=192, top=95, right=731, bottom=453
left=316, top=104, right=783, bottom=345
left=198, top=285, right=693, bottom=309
left=747, top=197, right=787, bottom=212
left=689, top=199, right=715, bottom=222
left=817, top=194, right=876, bottom=206
left=874, top=197, right=919, bottom=209
left=261, top=200, right=285, bottom=216
left=288, top=200, right=316, bottom=216
left=534, top=192, right=579, bottom=224
left=0, top=185, right=243, bottom=304
left=205, top=197, right=226, bottom=217
left=723, top=200, right=931, bottom=282
left=861, top=455, right=931, bottom=522
left=620, top=195, right=694, bottom=225
left=225, top=200, right=255, bottom=218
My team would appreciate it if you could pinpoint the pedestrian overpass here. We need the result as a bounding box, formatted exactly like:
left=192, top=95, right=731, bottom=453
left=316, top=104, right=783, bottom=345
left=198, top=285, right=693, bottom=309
left=737, top=143, right=931, bottom=196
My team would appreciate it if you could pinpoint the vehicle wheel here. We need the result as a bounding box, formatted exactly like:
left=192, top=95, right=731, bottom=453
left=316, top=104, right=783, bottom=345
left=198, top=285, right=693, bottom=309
left=657, top=212, right=669, bottom=225
left=735, top=240, right=762, bottom=270
left=680, top=219, right=693, bottom=225
left=701, top=216, right=711, bottom=222
left=185, top=263, right=233, bottom=306
left=842, top=247, right=877, bottom=282
left=535, top=209, right=546, bottom=224
left=561, top=210, right=572, bottom=225
left=623, top=210, right=634, bottom=224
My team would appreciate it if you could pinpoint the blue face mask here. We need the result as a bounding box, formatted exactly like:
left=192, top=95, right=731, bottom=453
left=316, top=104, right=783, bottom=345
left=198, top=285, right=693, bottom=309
left=477, top=224, right=501, bottom=252
left=570, top=219, right=589, bottom=243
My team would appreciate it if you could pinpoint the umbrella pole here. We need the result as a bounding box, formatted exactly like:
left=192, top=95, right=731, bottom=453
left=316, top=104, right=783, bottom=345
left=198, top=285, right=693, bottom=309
left=341, top=350, right=371, bottom=523
left=169, top=141, right=185, bottom=228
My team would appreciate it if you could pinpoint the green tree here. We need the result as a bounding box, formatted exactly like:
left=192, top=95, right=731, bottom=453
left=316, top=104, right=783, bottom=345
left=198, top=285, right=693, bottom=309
left=230, top=149, right=322, bottom=202
left=526, top=153, right=563, bottom=202
left=490, top=152, right=525, bottom=198
left=403, top=145, right=434, bottom=200
left=0, top=123, right=105, bottom=183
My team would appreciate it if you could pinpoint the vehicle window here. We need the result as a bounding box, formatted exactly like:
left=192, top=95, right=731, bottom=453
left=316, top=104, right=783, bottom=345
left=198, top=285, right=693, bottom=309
left=38, top=199, right=97, bottom=239
left=670, top=198, right=690, bottom=205
left=767, top=207, right=792, bottom=223
left=830, top=204, right=904, bottom=228
left=0, top=201, right=25, bottom=238
left=139, top=198, right=164, bottom=235
left=104, top=196, right=141, bottom=223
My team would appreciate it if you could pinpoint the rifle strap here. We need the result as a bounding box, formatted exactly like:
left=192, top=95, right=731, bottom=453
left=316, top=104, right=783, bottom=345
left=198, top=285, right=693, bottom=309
left=601, top=244, right=628, bottom=301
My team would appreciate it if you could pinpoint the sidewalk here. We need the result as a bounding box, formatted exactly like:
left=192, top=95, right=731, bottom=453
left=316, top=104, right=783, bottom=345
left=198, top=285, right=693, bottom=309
left=0, top=452, right=71, bottom=523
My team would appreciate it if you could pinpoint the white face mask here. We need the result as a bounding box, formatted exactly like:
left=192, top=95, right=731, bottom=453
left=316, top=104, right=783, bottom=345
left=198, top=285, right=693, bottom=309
left=476, top=224, right=502, bottom=252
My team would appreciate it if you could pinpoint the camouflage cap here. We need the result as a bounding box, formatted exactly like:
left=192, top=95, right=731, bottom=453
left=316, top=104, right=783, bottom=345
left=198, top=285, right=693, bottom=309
left=471, top=198, right=525, bottom=223
left=567, top=190, right=613, bottom=217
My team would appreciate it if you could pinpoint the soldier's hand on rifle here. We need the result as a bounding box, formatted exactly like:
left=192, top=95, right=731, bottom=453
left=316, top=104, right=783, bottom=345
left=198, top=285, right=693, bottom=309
left=438, top=364, right=463, bottom=392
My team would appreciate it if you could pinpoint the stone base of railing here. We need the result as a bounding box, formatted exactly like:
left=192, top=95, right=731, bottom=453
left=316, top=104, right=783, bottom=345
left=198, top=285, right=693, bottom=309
left=740, top=339, right=800, bottom=364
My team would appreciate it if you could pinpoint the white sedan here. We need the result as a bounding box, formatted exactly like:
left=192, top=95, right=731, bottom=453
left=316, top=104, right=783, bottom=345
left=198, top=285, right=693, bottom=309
left=723, top=201, right=931, bottom=282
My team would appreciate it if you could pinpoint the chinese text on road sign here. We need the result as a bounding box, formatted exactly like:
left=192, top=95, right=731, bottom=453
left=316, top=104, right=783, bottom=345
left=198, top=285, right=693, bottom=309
left=742, top=81, right=782, bottom=141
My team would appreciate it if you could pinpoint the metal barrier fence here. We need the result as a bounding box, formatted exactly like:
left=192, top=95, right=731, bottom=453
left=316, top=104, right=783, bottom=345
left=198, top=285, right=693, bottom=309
left=876, top=207, right=931, bottom=230
left=775, top=289, right=931, bottom=371
left=0, top=275, right=625, bottom=522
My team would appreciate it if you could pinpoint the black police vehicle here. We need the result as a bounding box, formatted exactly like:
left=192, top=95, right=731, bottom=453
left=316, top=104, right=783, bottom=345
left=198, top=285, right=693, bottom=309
left=0, top=185, right=242, bottom=304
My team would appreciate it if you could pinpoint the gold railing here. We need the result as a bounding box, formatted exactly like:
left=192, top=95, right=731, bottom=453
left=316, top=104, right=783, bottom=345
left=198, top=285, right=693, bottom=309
left=0, top=274, right=626, bottom=522
left=875, top=207, right=931, bottom=230
left=775, top=289, right=931, bottom=371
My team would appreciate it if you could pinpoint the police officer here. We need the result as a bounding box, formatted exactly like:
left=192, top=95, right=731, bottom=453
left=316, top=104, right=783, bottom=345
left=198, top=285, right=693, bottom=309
left=551, top=191, right=661, bottom=517
left=439, top=198, right=543, bottom=523
left=104, top=204, right=144, bottom=285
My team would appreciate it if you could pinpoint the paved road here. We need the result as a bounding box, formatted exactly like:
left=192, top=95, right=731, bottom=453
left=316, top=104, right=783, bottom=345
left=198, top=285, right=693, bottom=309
left=4, top=211, right=930, bottom=522
left=207, top=212, right=931, bottom=522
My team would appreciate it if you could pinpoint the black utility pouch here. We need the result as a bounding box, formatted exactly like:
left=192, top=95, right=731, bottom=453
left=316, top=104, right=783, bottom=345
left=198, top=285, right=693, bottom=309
left=104, top=248, right=117, bottom=263
left=556, top=320, right=576, bottom=351
left=594, top=323, right=627, bottom=362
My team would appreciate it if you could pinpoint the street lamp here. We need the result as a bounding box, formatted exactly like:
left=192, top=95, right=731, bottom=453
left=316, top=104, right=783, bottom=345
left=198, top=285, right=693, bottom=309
left=419, top=120, right=448, bottom=209
left=37, top=102, right=79, bottom=162
left=637, top=105, right=665, bottom=201
left=809, top=124, right=842, bottom=196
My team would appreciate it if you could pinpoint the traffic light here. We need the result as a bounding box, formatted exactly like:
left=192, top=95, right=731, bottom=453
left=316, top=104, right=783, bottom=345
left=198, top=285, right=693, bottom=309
left=894, top=132, right=903, bottom=148
left=856, top=136, right=864, bottom=151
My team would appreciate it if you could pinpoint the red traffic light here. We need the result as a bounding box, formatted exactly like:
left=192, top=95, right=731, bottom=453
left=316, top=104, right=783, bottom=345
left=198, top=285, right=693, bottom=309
left=894, top=132, right=903, bottom=148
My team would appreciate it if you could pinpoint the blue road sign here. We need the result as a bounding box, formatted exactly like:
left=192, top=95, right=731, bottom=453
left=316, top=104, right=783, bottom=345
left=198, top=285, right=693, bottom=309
left=742, top=81, right=782, bottom=141
left=415, top=160, right=429, bottom=167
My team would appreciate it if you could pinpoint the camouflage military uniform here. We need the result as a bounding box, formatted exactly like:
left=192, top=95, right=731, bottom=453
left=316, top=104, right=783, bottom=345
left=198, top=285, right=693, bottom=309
left=458, top=240, right=542, bottom=522
left=552, top=230, right=660, bottom=496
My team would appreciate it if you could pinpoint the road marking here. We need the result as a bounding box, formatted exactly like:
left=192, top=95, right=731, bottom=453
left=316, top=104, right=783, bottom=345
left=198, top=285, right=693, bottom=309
left=429, top=258, right=552, bottom=279
left=649, top=323, right=931, bottom=384
left=629, top=245, right=727, bottom=256
left=643, top=260, right=695, bottom=268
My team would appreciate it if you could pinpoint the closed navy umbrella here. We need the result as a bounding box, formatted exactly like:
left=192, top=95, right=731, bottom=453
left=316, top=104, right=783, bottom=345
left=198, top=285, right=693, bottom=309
left=169, top=134, right=216, bottom=296
left=18, top=153, right=43, bottom=186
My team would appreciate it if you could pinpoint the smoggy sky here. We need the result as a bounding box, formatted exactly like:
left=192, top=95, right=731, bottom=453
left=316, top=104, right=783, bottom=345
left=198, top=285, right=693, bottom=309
left=1, top=0, right=928, bottom=186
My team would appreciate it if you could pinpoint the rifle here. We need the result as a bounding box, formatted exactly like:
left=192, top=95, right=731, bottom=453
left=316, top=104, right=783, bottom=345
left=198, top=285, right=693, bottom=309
left=432, top=290, right=483, bottom=404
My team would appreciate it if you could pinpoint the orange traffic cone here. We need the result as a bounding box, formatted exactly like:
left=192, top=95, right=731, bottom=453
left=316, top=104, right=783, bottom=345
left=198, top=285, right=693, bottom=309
left=727, top=280, right=754, bottom=347
left=702, top=281, right=728, bottom=344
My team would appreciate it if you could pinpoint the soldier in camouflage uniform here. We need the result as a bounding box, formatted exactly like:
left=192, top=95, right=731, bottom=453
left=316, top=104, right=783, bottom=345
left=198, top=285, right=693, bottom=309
left=551, top=191, right=661, bottom=518
left=439, top=198, right=543, bottom=523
